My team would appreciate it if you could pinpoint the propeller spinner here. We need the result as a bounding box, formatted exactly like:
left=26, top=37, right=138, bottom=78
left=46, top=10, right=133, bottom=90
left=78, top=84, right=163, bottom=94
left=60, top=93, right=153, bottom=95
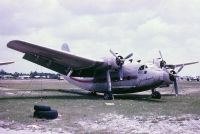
left=109, top=49, right=133, bottom=80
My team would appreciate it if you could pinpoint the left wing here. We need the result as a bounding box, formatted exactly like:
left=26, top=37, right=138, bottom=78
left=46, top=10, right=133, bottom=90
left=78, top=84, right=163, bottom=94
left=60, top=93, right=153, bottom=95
left=7, top=40, right=106, bottom=76
left=0, top=61, right=14, bottom=66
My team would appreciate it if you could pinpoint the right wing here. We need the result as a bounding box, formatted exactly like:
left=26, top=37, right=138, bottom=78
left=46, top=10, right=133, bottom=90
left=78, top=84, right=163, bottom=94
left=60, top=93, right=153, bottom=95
left=165, top=61, right=199, bottom=69
left=7, top=40, right=106, bottom=76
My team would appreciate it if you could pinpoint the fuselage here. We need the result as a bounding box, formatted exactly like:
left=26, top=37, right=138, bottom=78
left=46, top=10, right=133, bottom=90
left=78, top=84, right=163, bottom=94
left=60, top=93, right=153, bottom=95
left=64, top=63, right=173, bottom=94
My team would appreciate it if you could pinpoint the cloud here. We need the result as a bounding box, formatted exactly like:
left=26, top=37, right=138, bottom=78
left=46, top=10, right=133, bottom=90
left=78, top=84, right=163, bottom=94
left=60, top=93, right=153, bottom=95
left=58, top=0, right=159, bottom=15
left=0, top=0, right=199, bottom=75
left=159, top=0, right=200, bottom=23
left=0, top=0, right=66, bottom=35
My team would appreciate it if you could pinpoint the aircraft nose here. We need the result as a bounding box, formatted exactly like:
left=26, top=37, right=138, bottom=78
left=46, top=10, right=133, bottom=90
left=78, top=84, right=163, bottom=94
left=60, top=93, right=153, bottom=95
left=152, top=70, right=164, bottom=82
left=154, top=71, right=169, bottom=82
left=158, top=71, right=164, bottom=81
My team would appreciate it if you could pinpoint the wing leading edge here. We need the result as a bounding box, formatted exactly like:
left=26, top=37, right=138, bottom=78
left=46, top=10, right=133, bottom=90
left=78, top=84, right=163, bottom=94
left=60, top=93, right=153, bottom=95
left=7, top=40, right=105, bottom=76
left=165, top=61, right=199, bottom=69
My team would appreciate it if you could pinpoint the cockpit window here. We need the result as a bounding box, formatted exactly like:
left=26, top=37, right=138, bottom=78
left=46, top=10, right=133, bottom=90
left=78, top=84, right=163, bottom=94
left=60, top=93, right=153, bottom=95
left=138, top=65, right=148, bottom=70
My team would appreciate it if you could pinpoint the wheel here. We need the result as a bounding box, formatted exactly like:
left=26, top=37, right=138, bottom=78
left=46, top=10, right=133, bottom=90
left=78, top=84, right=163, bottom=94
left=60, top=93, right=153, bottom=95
left=104, top=92, right=114, bottom=100
left=151, top=91, right=161, bottom=99
left=34, top=110, right=58, bottom=119
left=34, top=105, right=51, bottom=111
left=90, top=91, right=97, bottom=96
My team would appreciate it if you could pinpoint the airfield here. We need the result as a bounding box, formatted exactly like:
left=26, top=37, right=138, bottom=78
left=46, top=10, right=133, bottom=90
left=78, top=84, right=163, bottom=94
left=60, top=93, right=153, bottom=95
left=0, top=79, right=200, bottom=133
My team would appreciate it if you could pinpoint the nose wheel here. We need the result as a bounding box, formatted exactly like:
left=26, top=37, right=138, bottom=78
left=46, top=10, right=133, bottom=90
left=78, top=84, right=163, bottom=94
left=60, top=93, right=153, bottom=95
left=151, top=89, right=161, bottom=99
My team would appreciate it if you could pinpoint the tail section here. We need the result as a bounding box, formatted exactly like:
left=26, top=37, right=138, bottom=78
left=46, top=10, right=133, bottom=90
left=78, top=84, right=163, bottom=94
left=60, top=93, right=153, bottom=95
left=62, top=43, right=70, bottom=52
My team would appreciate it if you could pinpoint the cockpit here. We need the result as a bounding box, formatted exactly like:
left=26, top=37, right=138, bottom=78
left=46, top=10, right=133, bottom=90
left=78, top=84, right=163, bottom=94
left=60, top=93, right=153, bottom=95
left=138, top=65, right=148, bottom=71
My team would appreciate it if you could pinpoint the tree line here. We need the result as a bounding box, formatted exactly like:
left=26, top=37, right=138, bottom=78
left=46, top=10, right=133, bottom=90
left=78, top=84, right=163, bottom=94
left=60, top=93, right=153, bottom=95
left=0, top=69, right=60, bottom=79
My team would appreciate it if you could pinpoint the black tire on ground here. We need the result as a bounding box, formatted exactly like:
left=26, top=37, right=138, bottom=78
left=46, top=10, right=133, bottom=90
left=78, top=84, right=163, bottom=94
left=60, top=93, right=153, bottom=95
left=34, top=110, right=58, bottom=119
left=34, top=105, right=51, bottom=111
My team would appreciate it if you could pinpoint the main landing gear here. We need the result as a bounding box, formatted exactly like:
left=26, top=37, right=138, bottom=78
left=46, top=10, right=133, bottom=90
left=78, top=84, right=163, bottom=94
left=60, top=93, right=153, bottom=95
left=151, top=89, right=161, bottom=99
left=104, top=91, right=114, bottom=100
left=90, top=91, right=97, bottom=96
left=104, top=70, right=114, bottom=100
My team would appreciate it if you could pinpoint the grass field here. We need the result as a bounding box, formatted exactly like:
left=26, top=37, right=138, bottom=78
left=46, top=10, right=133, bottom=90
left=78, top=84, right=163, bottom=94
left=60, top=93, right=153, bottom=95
left=0, top=80, right=200, bottom=133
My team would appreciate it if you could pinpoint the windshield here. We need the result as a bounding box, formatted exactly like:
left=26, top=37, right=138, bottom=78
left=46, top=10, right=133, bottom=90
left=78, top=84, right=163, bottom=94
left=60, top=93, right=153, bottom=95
left=138, top=65, right=148, bottom=70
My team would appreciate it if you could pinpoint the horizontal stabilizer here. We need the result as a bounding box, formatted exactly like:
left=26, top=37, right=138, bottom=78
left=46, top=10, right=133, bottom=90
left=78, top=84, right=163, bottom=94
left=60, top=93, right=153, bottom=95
left=0, top=61, right=14, bottom=65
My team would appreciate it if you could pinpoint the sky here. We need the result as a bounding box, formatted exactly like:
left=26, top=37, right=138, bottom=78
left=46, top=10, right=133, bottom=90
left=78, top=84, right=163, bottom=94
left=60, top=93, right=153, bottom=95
left=0, top=0, right=199, bottom=76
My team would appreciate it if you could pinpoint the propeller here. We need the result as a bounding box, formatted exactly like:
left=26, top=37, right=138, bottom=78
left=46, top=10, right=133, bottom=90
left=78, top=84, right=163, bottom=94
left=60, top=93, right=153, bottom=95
left=168, top=70, right=179, bottom=96
left=169, top=64, right=185, bottom=96
left=159, top=51, right=185, bottom=96
left=110, top=49, right=133, bottom=80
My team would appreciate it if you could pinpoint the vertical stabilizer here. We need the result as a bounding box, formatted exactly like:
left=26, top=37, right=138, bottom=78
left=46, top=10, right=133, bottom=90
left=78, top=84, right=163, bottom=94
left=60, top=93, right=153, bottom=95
left=62, top=43, right=70, bottom=52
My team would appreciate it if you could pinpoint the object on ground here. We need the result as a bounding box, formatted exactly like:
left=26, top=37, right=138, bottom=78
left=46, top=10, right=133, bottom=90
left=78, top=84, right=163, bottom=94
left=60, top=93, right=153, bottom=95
left=34, top=105, right=51, bottom=111
left=33, top=105, right=58, bottom=119
left=105, top=103, right=115, bottom=106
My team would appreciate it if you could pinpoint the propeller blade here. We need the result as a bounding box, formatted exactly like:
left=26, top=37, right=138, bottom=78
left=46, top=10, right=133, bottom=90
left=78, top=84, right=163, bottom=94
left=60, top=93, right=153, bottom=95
left=159, top=50, right=163, bottom=60
left=174, top=79, right=178, bottom=96
left=110, top=49, right=117, bottom=57
left=124, top=53, right=133, bottom=59
left=177, top=65, right=184, bottom=74
left=165, top=64, right=176, bottom=69
left=119, top=67, right=123, bottom=80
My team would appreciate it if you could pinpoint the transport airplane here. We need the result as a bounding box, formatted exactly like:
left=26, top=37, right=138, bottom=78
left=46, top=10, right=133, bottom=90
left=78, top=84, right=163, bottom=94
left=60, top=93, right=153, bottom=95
left=7, top=40, right=198, bottom=100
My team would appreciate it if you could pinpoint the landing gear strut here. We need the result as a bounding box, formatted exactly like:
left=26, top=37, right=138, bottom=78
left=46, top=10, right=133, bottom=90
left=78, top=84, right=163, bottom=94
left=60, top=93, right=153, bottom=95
left=151, top=89, right=161, bottom=99
left=104, top=70, right=114, bottom=100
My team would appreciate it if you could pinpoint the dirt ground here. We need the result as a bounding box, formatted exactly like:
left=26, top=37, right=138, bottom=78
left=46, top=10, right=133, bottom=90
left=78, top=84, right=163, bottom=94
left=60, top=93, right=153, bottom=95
left=0, top=79, right=200, bottom=134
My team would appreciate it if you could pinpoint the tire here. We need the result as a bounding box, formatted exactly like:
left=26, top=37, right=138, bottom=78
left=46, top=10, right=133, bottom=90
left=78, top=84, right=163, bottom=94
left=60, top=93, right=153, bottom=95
left=104, top=92, right=114, bottom=100
left=34, top=110, right=58, bottom=119
left=151, top=91, right=161, bottom=99
left=34, top=105, right=51, bottom=111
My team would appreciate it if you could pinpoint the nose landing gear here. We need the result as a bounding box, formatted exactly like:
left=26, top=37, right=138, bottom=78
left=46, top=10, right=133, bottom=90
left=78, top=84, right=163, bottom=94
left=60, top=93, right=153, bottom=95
left=151, top=89, right=161, bottom=99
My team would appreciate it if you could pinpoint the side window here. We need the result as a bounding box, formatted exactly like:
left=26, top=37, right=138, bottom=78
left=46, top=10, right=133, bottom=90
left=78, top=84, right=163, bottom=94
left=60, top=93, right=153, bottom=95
left=138, top=65, right=145, bottom=71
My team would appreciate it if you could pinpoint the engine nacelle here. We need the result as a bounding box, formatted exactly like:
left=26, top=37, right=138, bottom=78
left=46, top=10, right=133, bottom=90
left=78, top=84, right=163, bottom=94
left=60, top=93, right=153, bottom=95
left=153, top=58, right=161, bottom=68
left=102, top=57, right=121, bottom=70
left=153, top=58, right=166, bottom=68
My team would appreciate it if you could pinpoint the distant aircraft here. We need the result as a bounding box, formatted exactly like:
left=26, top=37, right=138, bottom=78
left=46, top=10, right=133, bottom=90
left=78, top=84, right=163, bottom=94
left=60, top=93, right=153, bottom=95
left=0, top=61, right=14, bottom=66
left=7, top=40, right=199, bottom=100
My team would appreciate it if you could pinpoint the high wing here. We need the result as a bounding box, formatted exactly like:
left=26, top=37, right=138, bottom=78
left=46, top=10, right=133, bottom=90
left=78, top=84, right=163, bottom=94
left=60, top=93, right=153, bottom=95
left=7, top=40, right=106, bottom=76
left=165, top=61, right=199, bottom=69
left=0, top=61, right=14, bottom=65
